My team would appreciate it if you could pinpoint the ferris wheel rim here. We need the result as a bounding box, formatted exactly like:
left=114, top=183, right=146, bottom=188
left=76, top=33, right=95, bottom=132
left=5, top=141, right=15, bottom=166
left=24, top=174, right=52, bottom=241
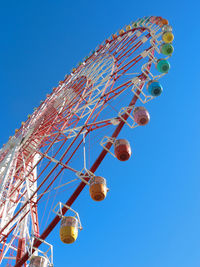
left=0, top=15, right=173, bottom=266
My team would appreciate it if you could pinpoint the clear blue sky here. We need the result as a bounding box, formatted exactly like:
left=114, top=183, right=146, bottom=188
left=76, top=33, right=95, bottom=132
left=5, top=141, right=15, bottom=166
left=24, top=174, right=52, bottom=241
left=0, top=0, right=200, bottom=266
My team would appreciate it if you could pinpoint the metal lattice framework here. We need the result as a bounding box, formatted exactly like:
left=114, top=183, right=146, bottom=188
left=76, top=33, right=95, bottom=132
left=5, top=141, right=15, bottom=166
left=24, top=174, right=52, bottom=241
left=0, top=16, right=173, bottom=266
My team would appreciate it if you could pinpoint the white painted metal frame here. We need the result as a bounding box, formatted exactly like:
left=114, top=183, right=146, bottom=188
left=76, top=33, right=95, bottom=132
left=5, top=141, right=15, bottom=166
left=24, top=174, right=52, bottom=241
left=118, top=105, right=138, bottom=129
left=100, top=136, right=116, bottom=158
left=29, top=236, right=53, bottom=267
left=75, top=168, right=95, bottom=185
left=53, top=202, right=82, bottom=230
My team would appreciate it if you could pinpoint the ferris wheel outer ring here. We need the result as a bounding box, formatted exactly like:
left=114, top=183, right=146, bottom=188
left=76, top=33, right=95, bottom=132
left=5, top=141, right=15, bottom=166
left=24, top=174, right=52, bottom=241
left=0, top=16, right=170, bottom=266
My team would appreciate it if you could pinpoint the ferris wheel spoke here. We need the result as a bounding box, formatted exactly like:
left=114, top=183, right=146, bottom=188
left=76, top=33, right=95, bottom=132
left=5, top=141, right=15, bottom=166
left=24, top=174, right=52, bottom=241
left=114, top=31, right=143, bottom=59
left=117, top=32, right=150, bottom=64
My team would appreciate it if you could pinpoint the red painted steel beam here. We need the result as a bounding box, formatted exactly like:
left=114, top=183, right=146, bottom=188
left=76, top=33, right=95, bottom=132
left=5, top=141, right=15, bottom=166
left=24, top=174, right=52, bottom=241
left=16, top=238, right=25, bottom=264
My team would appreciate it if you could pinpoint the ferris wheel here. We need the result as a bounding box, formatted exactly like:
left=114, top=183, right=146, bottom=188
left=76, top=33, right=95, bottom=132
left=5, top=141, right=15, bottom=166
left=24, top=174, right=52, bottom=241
left=0, top=15, right=174, bottom=266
